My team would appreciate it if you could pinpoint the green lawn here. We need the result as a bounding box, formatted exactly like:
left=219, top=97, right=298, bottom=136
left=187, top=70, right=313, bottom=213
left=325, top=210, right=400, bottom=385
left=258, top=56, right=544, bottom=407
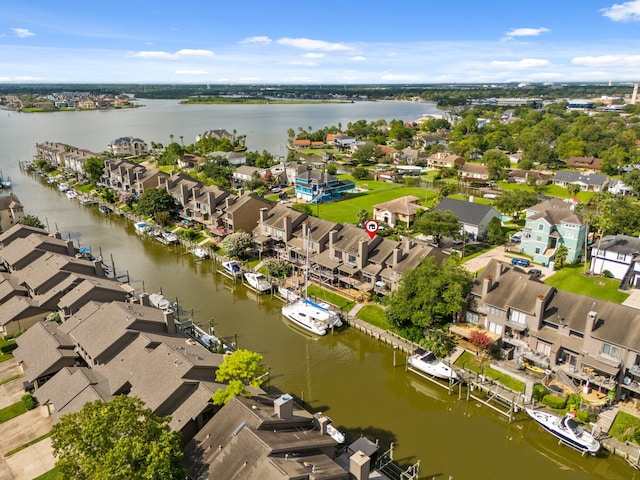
left=0, top=353, right=14, bottom=363
left=497, top=181, right=596, bottom=203
left=306, top=285, right=356, bottom=312
left=316, top=178, right=432, bottom=224
left=454, top=351, right=525, bottom=393
left=0, top=374, right=21, bottom=386
left=356, top=305, right=391, bottom=329
left=544, top=264, right=629, bottom=303
left=0, top=401, right=27, bottom=424
left=33, top=469, right=63, bottom=480
left=608, top=410, right=640, bottom=443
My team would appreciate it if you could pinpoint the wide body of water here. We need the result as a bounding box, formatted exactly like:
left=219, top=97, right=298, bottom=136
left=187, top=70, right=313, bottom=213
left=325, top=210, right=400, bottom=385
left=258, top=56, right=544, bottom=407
left=0, top=100, right=636, bottom=479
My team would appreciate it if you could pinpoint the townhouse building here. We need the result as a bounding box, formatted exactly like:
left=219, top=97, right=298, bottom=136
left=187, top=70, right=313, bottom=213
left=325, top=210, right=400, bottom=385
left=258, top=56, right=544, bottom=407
left=0, top=194, right=24, bottom=233
left=590, top=234, right=640, bottom=288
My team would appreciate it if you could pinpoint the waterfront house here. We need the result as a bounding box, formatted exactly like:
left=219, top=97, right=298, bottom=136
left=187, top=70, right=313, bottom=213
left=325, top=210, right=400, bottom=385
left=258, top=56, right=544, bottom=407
left=178, top=153, right=206, bottom=170
left=102, top=158, right=147, bottom=194
left=426, top=153, right=464, bottom=170
left=461, top=259, right=640, bottom=402
left=196, top=129, right=235, bottom=142
left=553, top=170, right=609, bottom=192
left=519, top=198, right=585, bottom=265
left=294, top=166, right=355, bottom=203
left=507, top=169, right=552, bottom=185
left=0, top=231, right=77, bottom=272
left=420, top=133, right=448, bottom=148
left=0, top=194, right=24, bottom=233
left=379, top=238, right=448, bottom=292
left=459, top=163, right=490, bottom=182
left=107, top=136, right=148, bottom=157
left=608, top=179, right=634, bottom=196
left=61, top=147, right=105, bottom=175
left=184, top=394, right=352, bottom=480
left=252, top=204, right=308, bottom=260
left=223, top=193, right=274, bottom=234
left=232, top=166, right=266, bottom=185
left=372, top=195, right=423, bottom=228
left=590, top=234, right=640, bottom=288
left=17, top=297, right=228, bottom=441
left=35, top=141, right=68, bottom=169
left=433, top=198, right=500, bottom=241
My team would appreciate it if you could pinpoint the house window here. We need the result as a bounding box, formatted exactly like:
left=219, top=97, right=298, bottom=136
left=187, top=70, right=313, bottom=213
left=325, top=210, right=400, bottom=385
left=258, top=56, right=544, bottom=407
left=509, top=310, right=526, bottom=325
left=602, top=343, right=620, bottom=360
left=466, top=312, right=479, bottom=325
left=488, top=306, right=504, bottom=318
left=618, top=252, right=626, bottom=261
left=488, top=322, right=502, bottom=336
left=535, top=248, right=540, bottom=254
left=538, top=224, right=544, bottom=231
left=347, top=254, right=357, bottom=266
left=536, top=236, right=542, bottom=242
left=536, top=342, right=551, bottom=357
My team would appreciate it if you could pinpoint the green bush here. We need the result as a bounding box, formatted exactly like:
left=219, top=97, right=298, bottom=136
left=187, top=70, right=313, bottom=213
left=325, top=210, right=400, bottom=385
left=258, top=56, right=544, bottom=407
left=566, top=393, right=582, bottom=412
left=0, top=342, right=17, bottom=354
left=576, top=409, right=597, bottom=424
left=21, top=394, right=37, bottom=411
left=532, top=383, right=548, bottom=402
left=542, top=394, right=567, bottom=410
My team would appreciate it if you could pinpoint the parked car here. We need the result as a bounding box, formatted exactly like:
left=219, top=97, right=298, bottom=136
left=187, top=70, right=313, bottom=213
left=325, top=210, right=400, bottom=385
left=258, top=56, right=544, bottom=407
left=510, top=232, right=522, bottom=242
left=511, top=258, right=530, bottom=267
left=528, top=268, right=542, bottom=278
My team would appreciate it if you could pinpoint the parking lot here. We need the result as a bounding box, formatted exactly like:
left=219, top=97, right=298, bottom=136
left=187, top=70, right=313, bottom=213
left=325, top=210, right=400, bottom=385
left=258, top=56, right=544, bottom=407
left=462, top=245, right=556, bottom=280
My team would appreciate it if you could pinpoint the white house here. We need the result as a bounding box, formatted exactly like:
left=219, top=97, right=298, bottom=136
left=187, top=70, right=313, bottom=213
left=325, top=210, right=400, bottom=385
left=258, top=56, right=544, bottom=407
left=590, top=234, right=640, bottom=288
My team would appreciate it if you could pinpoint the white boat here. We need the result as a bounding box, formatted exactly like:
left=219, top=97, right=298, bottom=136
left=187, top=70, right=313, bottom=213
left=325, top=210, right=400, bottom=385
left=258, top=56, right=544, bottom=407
left=157, top=230, right=179, bottom=244
left=148, top=292, right=174, bottom=311
left=57, top=182, right=70, bottom=192
left=1, top=176, right=12, bottom=188
left=326, top=423, right=346, bottom=444
left=191, top=247, right=209, bottom=259
left=222, top=260, right=242, bottom=277
left=134, top=221, right=151, bottom=234
left=98, top=204, right=112, bottom=214
left=282, top=298, right=343, bottom=336
left=526, top=408, right=600, bottom=454
left=244, top=272, right=272, bottom=293
left=277, top=285, right=301, bottom=303
left=65, top=189, right=78, bottom=199
left=407, top=350, right=459, bottom=381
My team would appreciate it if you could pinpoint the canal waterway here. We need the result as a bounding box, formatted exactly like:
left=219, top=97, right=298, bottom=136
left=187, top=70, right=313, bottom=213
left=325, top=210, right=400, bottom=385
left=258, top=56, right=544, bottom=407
left=0, top=100, right=637, bottom=479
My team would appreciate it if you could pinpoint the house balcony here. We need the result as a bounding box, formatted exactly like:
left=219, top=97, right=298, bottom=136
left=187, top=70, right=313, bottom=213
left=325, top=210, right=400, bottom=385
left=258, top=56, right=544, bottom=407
left=556, top=363, right=618, bottom=390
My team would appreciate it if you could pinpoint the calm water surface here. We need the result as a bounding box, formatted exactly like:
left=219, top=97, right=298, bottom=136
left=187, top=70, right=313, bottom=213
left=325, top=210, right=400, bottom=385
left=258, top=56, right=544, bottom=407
left=0, top=101, right=636, bottom=479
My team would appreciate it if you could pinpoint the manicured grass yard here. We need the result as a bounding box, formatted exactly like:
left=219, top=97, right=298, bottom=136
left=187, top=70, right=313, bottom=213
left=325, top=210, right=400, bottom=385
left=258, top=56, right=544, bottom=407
left=608, top=410, right=640, bottom=444
left=454, top=351, right=525, bottom=393
left=356, top=305, right=391, bottom=330
left=306, top=285, right=355, bottom=312
left=544, top=264, right=629, bottom=304
left=33, top=469, right=63, bottom=480
left=316, top=179, right=434, bottom=224
left=0, top=401, right=27, bottom=424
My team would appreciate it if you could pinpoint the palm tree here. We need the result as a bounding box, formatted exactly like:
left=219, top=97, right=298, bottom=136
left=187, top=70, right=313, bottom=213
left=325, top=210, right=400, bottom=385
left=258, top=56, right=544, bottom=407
left=169, top=134, right=174, bottom=144
left=179, top=135, right=184, bottom=146
left=555, top=244, right=569, bottom=268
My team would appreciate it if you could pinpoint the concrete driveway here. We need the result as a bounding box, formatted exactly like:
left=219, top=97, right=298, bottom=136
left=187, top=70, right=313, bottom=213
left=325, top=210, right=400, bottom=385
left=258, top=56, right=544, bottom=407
left=462, top=245, right=556, bottom=280
left=0, top=360, right=26, bottom=410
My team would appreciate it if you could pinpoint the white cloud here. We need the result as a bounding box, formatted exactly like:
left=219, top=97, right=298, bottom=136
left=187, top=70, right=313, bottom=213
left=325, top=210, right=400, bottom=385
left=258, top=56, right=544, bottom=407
left=176, top=70, right=209, bottom=75
left=276, top=37, right=352, bottom=51
left=175, top=49, right=214, bottom=57
left=240, top=36, right=272, bottom=45
left=12, top=28, right=35, bottom=38
left=285, top=60, right=318, bottom=66
left=572, top=54, right=640, bottom=67
left=303, top=53, right=325, bottom=59
left=503, top=27, right=550, bottom=40
left=490, top=58, right=551, bottom=69
left=349, top=56, right=366, bottom=62
left=601, top=0, right=640, bottom=22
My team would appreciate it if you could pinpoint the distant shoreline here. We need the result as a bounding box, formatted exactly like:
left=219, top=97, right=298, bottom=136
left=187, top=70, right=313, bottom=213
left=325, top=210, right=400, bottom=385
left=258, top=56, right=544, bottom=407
left=180, top=98, right=352, bottom=105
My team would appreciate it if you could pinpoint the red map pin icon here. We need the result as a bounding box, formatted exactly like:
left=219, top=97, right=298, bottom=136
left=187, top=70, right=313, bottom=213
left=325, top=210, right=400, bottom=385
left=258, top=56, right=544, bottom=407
left=364, top=219, right=379, bottom=239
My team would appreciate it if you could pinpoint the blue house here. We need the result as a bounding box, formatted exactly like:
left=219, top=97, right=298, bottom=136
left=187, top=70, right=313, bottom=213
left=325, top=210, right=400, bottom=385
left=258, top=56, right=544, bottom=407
left=294, top=166, right=355, bottom=204
left=520, top=198, right=586, bottom=266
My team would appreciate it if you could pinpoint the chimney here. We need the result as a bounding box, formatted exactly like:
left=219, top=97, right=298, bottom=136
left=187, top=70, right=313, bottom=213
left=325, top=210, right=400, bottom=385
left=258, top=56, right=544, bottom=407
left=237, top=187, right=244, bottom=197
left=392, top=247, right=402, bottom=267
left=206, top=191, right=215, bottom=209
left=284, top=215, right=292, bottom=241
left=313, top=413, right=330, bottom=435
left=403, top=236, right=413, bottom=255
left=535, top=295, right=545, bottom=322
left=180, top=184, right=189, bottom=204
left=329, top=229, right=338, bottom=247
left=65, top=240, right=75, bottom=256
left=481, top=275, right=493, bottom=297
left=259, top=207, right=269, bottom=223
left=191, top=186, right=200, bottom=199
left=495, top=261, right=504, bottom=280
left=585, top=310, right=597, bottom=336
left=349, top=451, right=371, bottom=480
left=163, top=310, right=176, bottom=334
left=139, top=292, right=151, bottom=306
left=358, top=239, right=369, bottom=269
left=225, top=197, right=234, bottom=209
left=93, top=260, right=104, bottom=277
left=274, top=394, right=293, bottom=420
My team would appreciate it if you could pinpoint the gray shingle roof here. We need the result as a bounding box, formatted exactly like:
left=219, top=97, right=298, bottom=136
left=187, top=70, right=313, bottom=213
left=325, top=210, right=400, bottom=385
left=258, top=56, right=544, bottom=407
left=434, top=198, right=499, bottom=226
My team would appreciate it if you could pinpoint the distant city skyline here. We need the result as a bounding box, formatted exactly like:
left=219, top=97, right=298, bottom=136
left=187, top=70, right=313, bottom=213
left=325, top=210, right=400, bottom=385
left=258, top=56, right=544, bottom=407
left=2, top=1, right=640, bottom=85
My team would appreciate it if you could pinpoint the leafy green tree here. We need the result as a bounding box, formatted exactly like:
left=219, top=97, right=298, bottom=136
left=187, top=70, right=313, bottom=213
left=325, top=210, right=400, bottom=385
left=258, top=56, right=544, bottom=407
left=292, top=203, right=313, bottom=215
left=493, top=190, right=539, bottom=220
left=436, top=183, right=455, bottom=200
left=420, top=330, right=455, bottom=358
left=18, top=214, right=45, bottom=229
left=357, top=208, right=369, bottom=226
left=386, top=258, right=473, bottom=329
left=482, top=150, right=510, bottom=180
left=157, top=142, right=184, bottom=166
left=486, top=216, right=505, bottom=245
left=566, top=183, right=581, bottom=198
left=326, top=164, right=338, bottom=175
left=50, top=395, right=185, bottom=480
left=220, top=231, right=254, bottom=259
left=623, top=170, right=640, bottom=196
left=414, top=209, right=461, bottom=246
left=212, top=349, right=267, bottom=405
left=351, top=166, right=370, bottom=180
left=136, top=188, right=176, bottom=219
left=352, top=143, right=383, bottom=164
left=82, top=156, right=105, bottom=184
left=263, top=258, right=292, bottom=279
left=100, top=188, right=118, bottom=204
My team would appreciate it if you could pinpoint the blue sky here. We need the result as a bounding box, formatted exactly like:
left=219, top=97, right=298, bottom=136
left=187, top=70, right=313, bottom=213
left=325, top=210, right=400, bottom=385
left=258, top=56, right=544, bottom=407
left=2, top=0, right=640, bottom=84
